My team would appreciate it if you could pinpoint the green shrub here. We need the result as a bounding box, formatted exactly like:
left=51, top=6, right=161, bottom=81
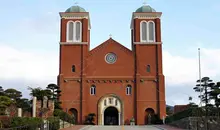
left=10, top=117, right=43, bottom=130
left=47, top=117, right=60, bottom=130
left=53, top=109, right=75, bottom=124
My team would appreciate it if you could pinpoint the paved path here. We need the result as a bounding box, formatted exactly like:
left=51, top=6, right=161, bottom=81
left=62, top=125, right=185, bottom=130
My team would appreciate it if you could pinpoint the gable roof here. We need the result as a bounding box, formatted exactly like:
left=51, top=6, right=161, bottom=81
left=89, top=38, right=133, bottom=56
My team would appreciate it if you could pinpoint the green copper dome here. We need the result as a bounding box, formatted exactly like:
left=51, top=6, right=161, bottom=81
left=65, top=6, right=86, bottom=12
left=135, top=5, right=156, bottom=12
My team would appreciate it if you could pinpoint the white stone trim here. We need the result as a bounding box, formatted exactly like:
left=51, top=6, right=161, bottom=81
left=60, top=42, right=88, bottom=45
left=99, top=96, right=122, bottom=125
left=130, top=12, right=162, bottom=29
left=60, top=12, right=91, bottom=30
left=134, top=42, right=162, bottom=44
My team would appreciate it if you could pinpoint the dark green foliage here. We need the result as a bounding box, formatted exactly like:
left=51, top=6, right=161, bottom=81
left=46, top=84, right=62, bottom=109
left=9, top=117, right=43, bottom=129
left=0, top=86, right=5, bottom=96
left=16, top=98, right=31, bottom=112
left=193, top=77, right=215, bottom=106
left=166, top=106, right=173, bottom=116
left=4, top=88, right=22, bottom=100
left=28, top=87, right=52, bottom=100
left=53, top=109, right=75, bottom=124
left=47, top=117, right=60, bottom=130
left=151, top=114, right=163, bottom=124
left=165, top=107, right=220, bottom=124
left=84, top=113, right=96, bottom=125
left=0, top=96, right=14, bottom=115
left=209, top=82, right=220, bottom=108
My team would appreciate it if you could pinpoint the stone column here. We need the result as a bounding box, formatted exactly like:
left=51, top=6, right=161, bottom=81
left=118, top=113, right=121, bottom=125
left=18, top=108, right=22, bottom=117
left=32, top=97, right=37, bottom=117
left=102, top=113, right=104, bottom=125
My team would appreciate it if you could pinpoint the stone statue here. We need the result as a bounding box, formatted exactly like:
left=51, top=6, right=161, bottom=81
left=43, top=96, right=48, bottom=108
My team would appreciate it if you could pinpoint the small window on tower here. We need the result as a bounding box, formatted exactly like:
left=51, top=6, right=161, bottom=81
left=126, top=85, right=132, bottom=95
left=72, top=65, right=76, bottom=72
left=147, top=65, right=151, bottom=72
left=72, top=65, right=75, bottom=72
left=90, top=85, right=96, bottom=95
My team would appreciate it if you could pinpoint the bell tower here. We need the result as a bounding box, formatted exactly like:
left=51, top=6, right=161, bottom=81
left=131, top=3, right=166, bottom=124
left=58, top=4, right=91, bottom=124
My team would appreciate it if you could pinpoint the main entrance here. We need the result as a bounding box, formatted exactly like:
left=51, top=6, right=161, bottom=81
left=104, top=107, right=119, bottom=125
left=98, top=94, right=123, bottom=125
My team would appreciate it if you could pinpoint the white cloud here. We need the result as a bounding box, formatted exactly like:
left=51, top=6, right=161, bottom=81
left=0, top=44, right=58, bottom=81
left=163, top=47, right=220, bottom=85
left=163, top=47, right=220, bottom=105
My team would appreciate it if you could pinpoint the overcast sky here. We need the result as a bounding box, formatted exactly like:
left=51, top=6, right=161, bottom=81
left=0, top=0, right=220, bottom=106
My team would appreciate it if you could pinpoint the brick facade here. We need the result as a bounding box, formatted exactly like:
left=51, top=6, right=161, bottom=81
left=58, top=7, right=166, bottom=125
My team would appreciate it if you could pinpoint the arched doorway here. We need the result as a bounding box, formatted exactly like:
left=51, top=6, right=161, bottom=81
left=98, top=94, right=123, bottom=125
left=104, top=107, right=119, bottom=125
left=69, top=108, right=78, bottom=124
left=145, top=108, right=155, bottom=125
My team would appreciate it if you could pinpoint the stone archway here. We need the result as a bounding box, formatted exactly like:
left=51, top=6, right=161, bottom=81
left=145, top=108, right=155, bottom=125
left=98, top=94, right=123, bottom=125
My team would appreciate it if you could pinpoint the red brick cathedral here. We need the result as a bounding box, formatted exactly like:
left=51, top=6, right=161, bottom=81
left=58, top=4, right=166, bottom=125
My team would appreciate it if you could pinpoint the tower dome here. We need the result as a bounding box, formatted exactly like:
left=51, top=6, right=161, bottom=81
left=65, top=5, right=86, bottom=12
left=135, top=5, right=156, bottom=12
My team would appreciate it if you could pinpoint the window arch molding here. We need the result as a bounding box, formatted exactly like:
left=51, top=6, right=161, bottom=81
left=148, top=21, right=156, bottom=42
left=66, top=20, right=82, bottom=42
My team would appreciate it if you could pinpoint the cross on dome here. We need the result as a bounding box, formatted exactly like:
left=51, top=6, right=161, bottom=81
left=143, top=0, right=147, bottom=5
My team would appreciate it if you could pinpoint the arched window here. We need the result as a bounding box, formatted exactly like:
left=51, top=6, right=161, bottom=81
left=67, top=21, right=74, bottom=42
left=126, top=85, right=132, bottom=95
left=72, top=65, right=75, bottom=72
left=147, top=65, right=151, bottom=72
left=140, top=21, right=148, bottom=42
left=148, top=21, right=155, bottom=42
left=66, top=21, right=82, bottom=42
left=90, top=85, right=96, bottom=95
left=75, top=21, right=82, bottom=42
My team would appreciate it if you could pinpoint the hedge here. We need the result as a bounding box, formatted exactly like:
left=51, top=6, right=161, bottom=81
left=9, top=117, right=43, bottom=129
left=165, top=107, right=220, bottom=124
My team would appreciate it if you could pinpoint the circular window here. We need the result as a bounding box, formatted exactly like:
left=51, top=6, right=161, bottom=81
left=105, top=53, right=117, bottom=64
